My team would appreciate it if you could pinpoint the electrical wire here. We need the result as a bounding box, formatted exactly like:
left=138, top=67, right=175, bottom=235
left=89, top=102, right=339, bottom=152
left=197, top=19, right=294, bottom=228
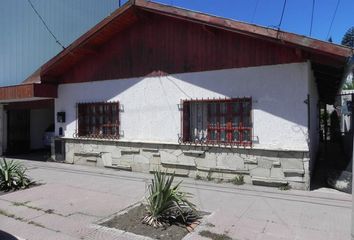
left=251, top=0, right=260, bottom=23
left=277, top=0, right=287, bottom=30
left=309, top=0, right=315, bottom=36
left=326, top=0, right=340, bottom=40
left=27, top=0, right=66, bottom=50
left=275, top=0, right=287, bottom=38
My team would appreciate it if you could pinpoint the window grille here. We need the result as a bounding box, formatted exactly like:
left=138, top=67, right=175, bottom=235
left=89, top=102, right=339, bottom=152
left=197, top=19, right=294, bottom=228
left=181, top=98, right=252, bottom=146
left=77, top=102, right=120, bottom=139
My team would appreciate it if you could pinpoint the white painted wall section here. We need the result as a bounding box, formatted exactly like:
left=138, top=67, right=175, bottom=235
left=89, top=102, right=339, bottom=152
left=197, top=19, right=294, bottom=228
left=55, top=62, right=310, bottom=151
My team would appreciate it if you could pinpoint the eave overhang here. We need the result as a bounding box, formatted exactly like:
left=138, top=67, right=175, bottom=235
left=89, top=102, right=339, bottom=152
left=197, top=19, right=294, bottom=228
left=0, top=83, right=57, bottom=103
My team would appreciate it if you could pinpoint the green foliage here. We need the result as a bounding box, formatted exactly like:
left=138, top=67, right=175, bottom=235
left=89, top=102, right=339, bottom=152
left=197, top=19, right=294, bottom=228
left=199, top=230, right=233, bottom=240
left=195, top=174, right=202, bottom=180
left=343, top=81, right=354, bottom=90
left=230, top=175, right=244, bottom=185
left=341, top=27, right=354, bottom=48
left=206, top=171, right=213, bottom=181
left=143, top=171, right=198, bottom=228
left=279, top=183, right=291, bottom=191
left=0, top=159, right=32, bottom=191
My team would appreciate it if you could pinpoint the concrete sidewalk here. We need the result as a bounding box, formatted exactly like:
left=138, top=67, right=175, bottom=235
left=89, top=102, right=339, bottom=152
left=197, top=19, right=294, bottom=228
left=0, top=160, right=351, bottom=240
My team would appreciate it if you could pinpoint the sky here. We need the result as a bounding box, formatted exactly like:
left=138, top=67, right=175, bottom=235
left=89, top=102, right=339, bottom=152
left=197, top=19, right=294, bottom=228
left=1, top=0, right=353, bottom=86
left=0, top=0, right=118, bottom=86
left=146, top=0, right=354, bottom=45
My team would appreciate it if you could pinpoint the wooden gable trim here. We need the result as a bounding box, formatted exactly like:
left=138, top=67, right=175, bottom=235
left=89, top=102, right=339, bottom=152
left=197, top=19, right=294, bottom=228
left=0, top=83, right=57, bottom=101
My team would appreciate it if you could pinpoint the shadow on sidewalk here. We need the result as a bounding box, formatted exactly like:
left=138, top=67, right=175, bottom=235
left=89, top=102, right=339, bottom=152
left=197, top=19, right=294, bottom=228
left=0, top=230, right=19, bottom=240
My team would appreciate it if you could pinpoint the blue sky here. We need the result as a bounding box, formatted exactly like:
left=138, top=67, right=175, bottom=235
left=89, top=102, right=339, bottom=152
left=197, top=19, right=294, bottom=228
left=149, top=0, right=353, bottom=45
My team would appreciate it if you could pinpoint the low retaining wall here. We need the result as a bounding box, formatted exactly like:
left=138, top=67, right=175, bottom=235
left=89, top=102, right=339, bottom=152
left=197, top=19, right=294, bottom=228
left=56, top=138, right=310, bottom=190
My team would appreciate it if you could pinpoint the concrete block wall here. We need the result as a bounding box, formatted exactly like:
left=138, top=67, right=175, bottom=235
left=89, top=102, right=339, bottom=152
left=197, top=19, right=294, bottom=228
left=61, top=138, right=310, bottom=190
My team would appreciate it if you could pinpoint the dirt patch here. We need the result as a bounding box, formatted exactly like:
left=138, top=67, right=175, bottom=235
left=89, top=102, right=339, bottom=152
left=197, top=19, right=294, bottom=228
left=101, top=204, right=194, bottom=240
left=0, top=183, right=42, bottom=196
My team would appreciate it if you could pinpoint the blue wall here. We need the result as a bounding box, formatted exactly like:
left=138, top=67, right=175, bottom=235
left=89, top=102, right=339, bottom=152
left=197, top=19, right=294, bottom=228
left=0, top=0, right=120, bottom=86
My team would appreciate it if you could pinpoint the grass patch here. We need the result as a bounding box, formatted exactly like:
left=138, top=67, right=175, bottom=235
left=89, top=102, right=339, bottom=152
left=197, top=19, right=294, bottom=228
left=12, top=201, right=31, bottom=207
left=44, top=209, right=55, bottom=214
left=206, top=171, right=214, bottom=181
left=195, top=174, right=202, bottom=180
left=216, top=178, right=223, bottom=184
left=229, top=175, right=244, bottom=185
left=205, top=222, right=215, bottom=228
left=199, top=230, right=233, bottom=240
left=279, top=183, right=291, bottom=191
left=28, top=221, right=46, bottom=228
left=12, top=201, right=62, bottom=216
left=0, top=208, right=15, bottom=218
left=0, top=208, right=47, bottom=229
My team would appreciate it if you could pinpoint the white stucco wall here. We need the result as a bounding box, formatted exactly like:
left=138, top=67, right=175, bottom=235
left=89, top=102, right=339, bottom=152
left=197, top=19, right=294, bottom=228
left=55, top=62, right=310, bottom=151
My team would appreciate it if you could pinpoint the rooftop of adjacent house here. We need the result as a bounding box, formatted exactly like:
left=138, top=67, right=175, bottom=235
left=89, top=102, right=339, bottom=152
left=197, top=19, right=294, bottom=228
left=0, top=0, right=353, bottom=104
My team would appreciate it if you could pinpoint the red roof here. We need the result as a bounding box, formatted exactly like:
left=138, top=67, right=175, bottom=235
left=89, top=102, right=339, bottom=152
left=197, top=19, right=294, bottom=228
left=1, top=0, right=353, bottom=103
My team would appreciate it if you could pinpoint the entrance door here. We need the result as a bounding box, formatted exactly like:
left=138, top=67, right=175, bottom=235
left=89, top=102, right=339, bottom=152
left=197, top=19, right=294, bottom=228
left=7, top=109, right=30, bottom=154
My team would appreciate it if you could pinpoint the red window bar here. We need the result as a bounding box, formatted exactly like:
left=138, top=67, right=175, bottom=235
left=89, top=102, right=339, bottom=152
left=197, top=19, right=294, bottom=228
left=77, top=101, right=120, bottom=139
left=181, top=97, right=252, bottom=147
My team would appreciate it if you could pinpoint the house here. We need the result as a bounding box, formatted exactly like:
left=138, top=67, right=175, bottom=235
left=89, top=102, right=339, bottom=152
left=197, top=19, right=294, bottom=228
left=0, top=0, right=352, bottom=190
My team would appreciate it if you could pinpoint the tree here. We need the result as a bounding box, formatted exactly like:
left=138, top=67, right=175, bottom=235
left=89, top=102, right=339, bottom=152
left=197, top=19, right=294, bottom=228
left=341, top=27, right=354, bottom=90
left=341, top=27, right=354, bottom=48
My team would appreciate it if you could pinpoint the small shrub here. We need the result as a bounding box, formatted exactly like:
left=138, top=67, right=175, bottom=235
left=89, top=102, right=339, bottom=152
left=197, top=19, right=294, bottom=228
left=279, top=183, right=291, bottom=191
left=142, top=171, right=199, bottom=228
left=216, top=178, right=223, bottom=184
left=195, top=174, right=202, bottom=180
left=0, top=159, right=32, bottom=191
left=206, top=171, right=213, bottom=181
left=230, top=175, right=244, bottom=185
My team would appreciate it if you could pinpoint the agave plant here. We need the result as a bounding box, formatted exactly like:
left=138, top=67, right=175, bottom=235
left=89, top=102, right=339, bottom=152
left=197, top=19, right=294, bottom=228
left=142, top=170, right=198, bottom=228
left=0, top=159, right=32, bottom=191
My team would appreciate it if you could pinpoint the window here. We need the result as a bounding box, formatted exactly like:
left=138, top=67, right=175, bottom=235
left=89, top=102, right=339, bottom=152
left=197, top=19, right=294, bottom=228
left=181, top=98, right=252, bottom=146
left=77, top=102, right=120, bottom=139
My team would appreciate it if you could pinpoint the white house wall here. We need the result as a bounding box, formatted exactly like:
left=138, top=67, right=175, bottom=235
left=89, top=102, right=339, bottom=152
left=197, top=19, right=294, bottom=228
left=55, top=62, right=310, bottom=152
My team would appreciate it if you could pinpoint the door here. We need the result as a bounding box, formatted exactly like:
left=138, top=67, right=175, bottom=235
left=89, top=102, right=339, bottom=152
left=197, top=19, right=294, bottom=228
left=7, top=109, right=30, bottom=154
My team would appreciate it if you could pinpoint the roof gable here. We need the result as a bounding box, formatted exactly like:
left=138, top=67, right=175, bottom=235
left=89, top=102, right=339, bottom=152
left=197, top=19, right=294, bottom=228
left=20, top=0, right=353, bottom=103
left=56, top=10, right=306, bottom=84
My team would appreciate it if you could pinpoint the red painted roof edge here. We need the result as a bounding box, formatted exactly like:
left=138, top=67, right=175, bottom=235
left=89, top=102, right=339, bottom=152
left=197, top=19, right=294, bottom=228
left=134, top=0, right=352, bottom=58
left=25, top=0, right=353, bottom=84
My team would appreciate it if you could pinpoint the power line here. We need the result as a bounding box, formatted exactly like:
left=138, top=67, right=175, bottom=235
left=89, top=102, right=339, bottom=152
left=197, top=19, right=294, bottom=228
left=326, top=0, right=341, bottom=40
left=27, top=0, right=66, bottom=50
left=309, top=0, right=315, bottom=36
left=251, top=0, right=260, bottom=23
left=275, top=0, right=287, bottom=38
left=277, top=0, right=287, bottom=30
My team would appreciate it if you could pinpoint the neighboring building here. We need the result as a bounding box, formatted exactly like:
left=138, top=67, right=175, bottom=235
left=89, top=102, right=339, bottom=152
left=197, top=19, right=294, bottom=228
left=0, top=0, right=118, bottom=86
left=0, top=0, right=352, bottom=189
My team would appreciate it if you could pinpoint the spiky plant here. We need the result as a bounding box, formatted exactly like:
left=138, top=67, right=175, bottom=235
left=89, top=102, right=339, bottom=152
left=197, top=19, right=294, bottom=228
left=0, top=159, right=32, bottom=191
left=142, top=171, right=198, bottom=228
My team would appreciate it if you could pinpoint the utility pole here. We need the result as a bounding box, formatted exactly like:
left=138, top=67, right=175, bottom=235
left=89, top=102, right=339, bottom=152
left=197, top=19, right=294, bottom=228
left=119, top=0, right=121, bottom=7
